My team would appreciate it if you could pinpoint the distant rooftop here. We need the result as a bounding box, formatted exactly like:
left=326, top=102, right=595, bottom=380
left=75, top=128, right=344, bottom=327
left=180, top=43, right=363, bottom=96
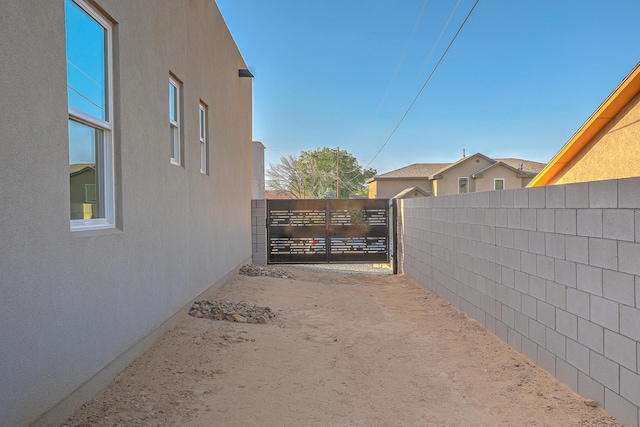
left=371, top=154, right=546, bottom=181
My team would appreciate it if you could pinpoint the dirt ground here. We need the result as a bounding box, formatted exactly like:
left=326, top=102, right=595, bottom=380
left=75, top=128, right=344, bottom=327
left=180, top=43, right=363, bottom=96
left=63, top=266, right=623, bottom=427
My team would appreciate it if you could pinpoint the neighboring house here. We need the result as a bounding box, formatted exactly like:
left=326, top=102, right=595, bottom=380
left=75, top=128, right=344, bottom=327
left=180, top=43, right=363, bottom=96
left=266, top=189, right=299, bottom=199
left=367, top=163, right=448, bottom=199
left=253, top=141, right=266, bottom=199
left=0, top=1, right=253, bottom=426
left=393, top=186, right=433, bottom=199
left=530, top=62, right=640, bottom=186
left=69, top=164, right=97, bottom=220
left=367, top=153, right=545, bottom=199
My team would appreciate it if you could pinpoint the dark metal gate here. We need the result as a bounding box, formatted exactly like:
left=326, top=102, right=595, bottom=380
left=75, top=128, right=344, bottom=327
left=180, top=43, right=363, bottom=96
left=267, top=199, right=390, bottom=264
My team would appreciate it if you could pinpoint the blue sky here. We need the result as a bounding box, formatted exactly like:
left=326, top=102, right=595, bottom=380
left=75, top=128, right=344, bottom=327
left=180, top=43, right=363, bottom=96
left=216, top=0, right=640, bottom=174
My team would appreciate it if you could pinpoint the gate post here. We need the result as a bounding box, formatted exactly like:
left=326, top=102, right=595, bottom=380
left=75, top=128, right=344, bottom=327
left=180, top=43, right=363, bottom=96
left=325, top=199, right=331, bottom=263
left=392, top=198, right=398, bottom=274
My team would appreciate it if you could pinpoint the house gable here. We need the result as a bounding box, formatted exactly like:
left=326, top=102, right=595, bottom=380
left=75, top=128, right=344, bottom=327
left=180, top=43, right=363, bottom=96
left=471, top=162, right=535, bottom=192
left=430, top=153, right=495, bottom=195
left=393, top=186, right=433, bottom=199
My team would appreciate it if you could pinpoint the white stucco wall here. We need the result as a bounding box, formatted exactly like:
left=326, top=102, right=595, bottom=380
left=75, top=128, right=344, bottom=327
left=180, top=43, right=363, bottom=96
left=253, top=141, right=266, bottom=199
left=0, top=1, right=252, bottom=425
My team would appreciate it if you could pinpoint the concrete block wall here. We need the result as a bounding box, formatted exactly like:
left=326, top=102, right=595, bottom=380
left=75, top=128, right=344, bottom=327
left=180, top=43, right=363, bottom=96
left=252, top=199, right=267, bottom=264
left=399, top=176, right=640, bottom=427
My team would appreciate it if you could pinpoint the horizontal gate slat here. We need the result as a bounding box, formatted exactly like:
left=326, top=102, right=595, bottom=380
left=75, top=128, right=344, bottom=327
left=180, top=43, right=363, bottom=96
left=327, top=225, right=388, bottom=237
left=268, top=227, right=326, bottom=238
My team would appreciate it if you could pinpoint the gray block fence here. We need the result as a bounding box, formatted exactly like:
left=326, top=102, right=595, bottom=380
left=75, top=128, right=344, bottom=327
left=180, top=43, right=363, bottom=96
left=251, top=199, right=267, bottom=265
left=399, top=177, right=640, bottom=427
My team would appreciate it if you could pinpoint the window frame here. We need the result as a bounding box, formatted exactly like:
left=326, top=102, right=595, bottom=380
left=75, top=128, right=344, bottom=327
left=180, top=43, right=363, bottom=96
left=199, top=102, right=208, bottom=174
left=458, top=177, right=469, bottom=194
left=169, top=76, right=181, bottom=166
left=494, top=178, right=505, bottom=190
left=67, top=0, right=115, bottom=231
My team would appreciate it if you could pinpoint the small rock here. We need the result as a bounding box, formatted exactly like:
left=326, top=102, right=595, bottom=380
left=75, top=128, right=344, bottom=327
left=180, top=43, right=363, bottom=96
left=536, top=392, right=543, bottom=397
left=231, top=314, right=247, bottom=323
left=584, top=399, right=598, bottom=407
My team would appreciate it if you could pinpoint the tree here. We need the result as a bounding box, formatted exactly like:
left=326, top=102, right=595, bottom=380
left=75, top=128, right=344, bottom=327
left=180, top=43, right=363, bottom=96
left=266, top=148, right=376, bottom=199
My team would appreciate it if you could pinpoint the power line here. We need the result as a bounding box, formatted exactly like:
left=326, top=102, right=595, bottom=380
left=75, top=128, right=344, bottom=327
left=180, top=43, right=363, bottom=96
left=364, top=0, right=481, bottom=170
left=358, top=0, right=430, bottom=161
left=368, top=0, right=462, bottom=162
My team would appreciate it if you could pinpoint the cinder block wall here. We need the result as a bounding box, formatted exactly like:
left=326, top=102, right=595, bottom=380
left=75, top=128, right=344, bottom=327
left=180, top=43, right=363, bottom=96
left=252, top=199, right=267, bottom=264
left=399, top=177, right=640, bottom=427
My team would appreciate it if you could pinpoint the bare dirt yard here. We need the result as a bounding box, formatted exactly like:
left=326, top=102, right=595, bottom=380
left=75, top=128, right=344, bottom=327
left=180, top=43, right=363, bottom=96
left=64, top=265, right=622, bottom=427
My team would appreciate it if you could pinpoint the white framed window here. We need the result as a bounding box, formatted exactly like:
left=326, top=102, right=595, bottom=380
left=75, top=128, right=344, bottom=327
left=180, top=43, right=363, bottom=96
left=494, top=178, right=505, bottom=190
left=169, top=76, right=181, bottom=165
left=199, top=102, right=208, bottom=174
left=66, top=0, right=114, bottom=230
left=458, top=177, right=469, bottom=194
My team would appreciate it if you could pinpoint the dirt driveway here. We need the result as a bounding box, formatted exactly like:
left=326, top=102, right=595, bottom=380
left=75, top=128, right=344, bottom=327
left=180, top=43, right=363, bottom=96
left=64, top=266, right=622, bottom=426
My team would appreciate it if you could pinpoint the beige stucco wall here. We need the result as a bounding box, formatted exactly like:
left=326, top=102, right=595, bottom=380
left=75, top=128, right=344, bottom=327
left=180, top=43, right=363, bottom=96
left=0, top=1, right=252, bottom=426
left=473, top=165, right=526, bottom=193
left=433, top=156, right=494, bottom=195
left=371, top=178, right=432, bottom=199
left=553, top=92, right=640, bottom=185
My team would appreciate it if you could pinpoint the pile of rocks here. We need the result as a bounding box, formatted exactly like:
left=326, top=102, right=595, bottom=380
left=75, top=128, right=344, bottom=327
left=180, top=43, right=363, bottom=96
left=239, top=264, right=293, bottom=279
left=189, top=300, right=276, bottom=324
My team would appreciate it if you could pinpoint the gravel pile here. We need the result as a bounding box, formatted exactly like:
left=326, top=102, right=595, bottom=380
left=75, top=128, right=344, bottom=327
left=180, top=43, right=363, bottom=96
left=239, top=264, right=293, bottom=279
left=189, top=300, right=276, bottom=324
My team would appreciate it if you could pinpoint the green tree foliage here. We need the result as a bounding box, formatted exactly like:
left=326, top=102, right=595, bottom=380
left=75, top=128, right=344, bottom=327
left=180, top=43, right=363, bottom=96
left=266, top=148, right=376, bottom=199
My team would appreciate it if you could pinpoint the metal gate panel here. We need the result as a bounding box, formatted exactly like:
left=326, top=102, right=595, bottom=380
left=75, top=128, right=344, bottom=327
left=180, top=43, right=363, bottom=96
left=267, top=199, right=389, bottom=264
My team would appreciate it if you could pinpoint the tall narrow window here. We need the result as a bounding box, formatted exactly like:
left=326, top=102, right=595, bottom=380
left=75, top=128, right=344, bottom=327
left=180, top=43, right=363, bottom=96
left=199, top=102, right=208, bottom=174
left=66, top=0, right=114, bottom=229
left=458, top=177, right=469, bottom=194
left=169, top=77, right=181, bottom=165
left=494, top=178, right=505, bottom=190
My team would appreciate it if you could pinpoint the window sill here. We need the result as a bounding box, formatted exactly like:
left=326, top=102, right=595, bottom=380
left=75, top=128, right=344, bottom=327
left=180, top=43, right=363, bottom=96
left=71, top=219, right=117, bottom=234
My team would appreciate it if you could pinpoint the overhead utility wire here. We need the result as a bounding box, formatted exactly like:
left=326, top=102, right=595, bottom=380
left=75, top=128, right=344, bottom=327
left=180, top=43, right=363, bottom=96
left=364, top=0, right=480, bottom=170
left=358, top=0, right=430, bottom=159
left=369, top=0, right=462, bottom=160
left=338, top=0, right=445, bottom=190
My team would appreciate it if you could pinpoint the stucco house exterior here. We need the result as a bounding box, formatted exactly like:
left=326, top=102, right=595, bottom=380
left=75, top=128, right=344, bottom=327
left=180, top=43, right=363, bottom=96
left=0, top=1, right=253, bottom=425
left=253, top=141, right=266, bottom=199
left=367, top=153, right=545, bottom=199
left=529, top=62, right=640, bottom=187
